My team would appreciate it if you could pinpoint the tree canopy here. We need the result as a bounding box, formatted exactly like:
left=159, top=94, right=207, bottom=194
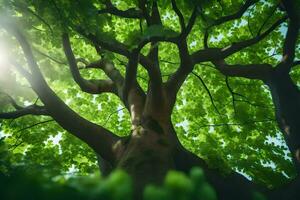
left=0, top=0, right=299, bottom=199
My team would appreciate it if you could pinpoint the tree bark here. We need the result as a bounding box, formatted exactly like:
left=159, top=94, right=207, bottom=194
left=265, top=68, right=300, bottom=173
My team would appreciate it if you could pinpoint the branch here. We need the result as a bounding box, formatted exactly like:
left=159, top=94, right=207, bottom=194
left=166, top=40, right=193, bottom=100
left=212, top=60, right=273, bottom=81
left=277, top=0, right=300, bottom=71
left=33, top=47, right=67, bottom=65
left=181, top=7, right=197, bottom=39
left=209, top=0, right=258, bottom=27
left=171, top=0, right=185, bottom=30
left=220, top=16, right=287, bottom=58
left=143, top=1, right=164, bottom=106
left=138, top=0, right=151, bottom=24
left=293, top=60, right=300, bottom=67
left=123, top=49, right=140, bottom=101
left=85, top=59, right=124, bottom=91
left=256, top=4, right=278, bottom=35
left=0, top=92, right=23, bottom=110
left=15, top=119, right=54, bottom=134
left=192, top=72, right=221, bottom=115
left=77, top=29, right=130, bottom=57
left=3, top=22, right=121, bottom=163
left=192, top=16, right=287, bottom=64
left=147, top=0, right=162, bottom=63
left=12, top=2, right=54, bottom=34
left=77, top=26, right=170, bottom=80
left=0, top=105, right=48, bottom=119
left=203, top=29, right=209, bottom=48
left=62, top=33, right=116, bottom=94
left=197, top=119, right=275, bottom=129
left=225, top=77, right=237, bottom=114
left=98, top=0, right=142, bottom=19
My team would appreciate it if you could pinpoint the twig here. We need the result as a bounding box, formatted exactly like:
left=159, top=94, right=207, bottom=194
left=192, top=72, right=221, bottom=115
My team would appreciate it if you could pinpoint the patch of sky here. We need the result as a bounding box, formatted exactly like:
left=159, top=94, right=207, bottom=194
left=44, top=132, right=63, bottom=154
left=175, top=118, right=189, bottom=132
left=162, top=11, right=177, bottom=21
left=117, top=104, right=124, bottom=121
left=208, top=126, right=215, bottom=133
left=97, top=103, right=102, bottom=111
left=260, top=160, right=276, bottom=170
left=235, top=168, right=253, bottom=181
left=0, top=130, right=10, bottom=139
left=265, top=132, right=292, bottom=161
left=210, top=34, right=224, bottom=43
left=189, top=41, right=197, bottom=49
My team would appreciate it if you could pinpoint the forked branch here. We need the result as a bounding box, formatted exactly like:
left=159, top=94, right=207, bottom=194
left=62, top=33, right=116, bottom=94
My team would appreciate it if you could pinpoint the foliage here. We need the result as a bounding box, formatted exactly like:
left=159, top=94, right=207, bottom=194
left=1, top=140, right=220, bottom=200
left=0, top=0, right=298, bottom=196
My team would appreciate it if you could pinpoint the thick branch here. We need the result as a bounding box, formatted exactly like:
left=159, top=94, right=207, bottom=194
left=3, top=23, right=121, bottom=163
left=143, top=1, right=164, bottom=106
left=123, top=50, right=140, bottom=101
left=138, top=0, right=151, bottom=25
left=277, top=1, right=300, bottom=71
left=212, top=60, right=273, bottom=80
left=278, top=20, right=299, bottom=69
left=166, top=40, right=193, bottom=100
left=62, top=33, right=116, bottom=94
left=77, top=26, right=170, bottom=82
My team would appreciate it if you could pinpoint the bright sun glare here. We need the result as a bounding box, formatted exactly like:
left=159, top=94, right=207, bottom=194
left=0, top=42, right=9, bottom=70
left=0, top=41, right=10, bottom=82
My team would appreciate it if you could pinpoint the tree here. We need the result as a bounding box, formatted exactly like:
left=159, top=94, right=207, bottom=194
left=0, top=0, right=299, bottom=199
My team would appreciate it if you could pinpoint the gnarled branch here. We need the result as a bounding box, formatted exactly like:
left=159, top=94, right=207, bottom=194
left=62, top=33, right=116, bottom=94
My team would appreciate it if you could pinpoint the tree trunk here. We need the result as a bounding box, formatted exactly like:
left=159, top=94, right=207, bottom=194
left=265, top=69, right=300, bottom=173
left=98, top=117, right=264, bottom=199
left=97, top=116, right=300, bottom=200
left=114, top=118, right=176, bottom=199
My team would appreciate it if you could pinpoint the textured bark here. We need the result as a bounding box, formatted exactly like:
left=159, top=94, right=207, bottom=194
left=265, top=69, right=300, bottom=173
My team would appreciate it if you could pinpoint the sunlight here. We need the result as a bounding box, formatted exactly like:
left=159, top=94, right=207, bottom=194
left=0, top=41, right=9, bottom=71
left=0, top=41, right=10, bottom=82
